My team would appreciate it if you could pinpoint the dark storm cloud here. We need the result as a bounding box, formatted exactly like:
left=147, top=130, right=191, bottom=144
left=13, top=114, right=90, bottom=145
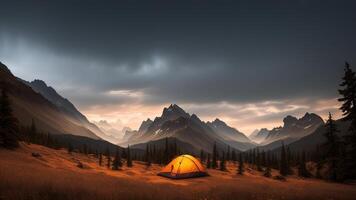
left=1, top=0, right=356, bottom=107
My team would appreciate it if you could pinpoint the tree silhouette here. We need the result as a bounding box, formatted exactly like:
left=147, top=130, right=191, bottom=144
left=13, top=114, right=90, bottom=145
left=212, top=142, right=218, bottom=169
left=298, top=151, right=310, bottom=178
left=323, top=112, right=343, bottom=181
left=207, top=154, right=211, bottom=169
left=0, top=88, right=19, bottom=148
left=220, top=151, right=226, bottom=171
left=127, top=145, right=133, bottom=167
left=338, top=62, right=356, bottom=180
left=99, top=153, right=102, bottom=166
left=280, top=143, right=288, bottom=176
left=238, top=153, right=244, bottom=175
left=112, top=148, right=122, bottom=170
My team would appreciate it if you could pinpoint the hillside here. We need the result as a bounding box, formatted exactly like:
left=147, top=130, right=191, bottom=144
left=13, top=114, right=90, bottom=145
left=1, top=143, right=355, bottom=200
left=0, top=62, right=100, bottom=140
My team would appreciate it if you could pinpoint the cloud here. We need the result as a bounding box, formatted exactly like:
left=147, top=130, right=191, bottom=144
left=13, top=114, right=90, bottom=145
left=0, top=0, right=352, bottom=134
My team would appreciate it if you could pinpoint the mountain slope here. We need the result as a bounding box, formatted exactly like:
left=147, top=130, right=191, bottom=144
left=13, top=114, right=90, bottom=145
left=22, top=78, right=121, bottom=143
left=0, top=62, right=100, bottom=140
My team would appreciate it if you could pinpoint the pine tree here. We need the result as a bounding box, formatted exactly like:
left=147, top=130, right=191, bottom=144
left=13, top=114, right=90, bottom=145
left=298, top=151, right=310, bottom=178
left=212, top=142, right=218, bottom=169
left=29, top=119, right=37, bottom=143
left=220, top=151, right=226, bottom=171
left=200, top=150, right=205, bottom=162
left=323, top=112, right=343, bottom=181
left=127, top=145, right=133, bottom=167
left=227, top=145, right=231, bottom=161
left=207, top=154, right=211, bottom=169
left=107, top=151, right=111, bottom=169
left=99, top=153, right=102, bottom=166
left=238, top=153, right=244, bottom=175
left=112, top=148, right=122, bottom=170
left=256, top=148, right=262, bottom=171
left=67, top=143, right=73, bottom=154
left=0, top=88, right=19, bottom=149
left=231, top=149, right=237, bottom=162
left=286, top=146, right=292, bottom=174
left=280, top=143, right=288, bottom=176
left=145, top=144, right=151, bottom=166
left=338, top=62, right=356, bottom=180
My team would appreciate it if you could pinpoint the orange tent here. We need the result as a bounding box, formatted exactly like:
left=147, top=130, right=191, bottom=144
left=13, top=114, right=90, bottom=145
left=158, top=154, right=208, bottom=179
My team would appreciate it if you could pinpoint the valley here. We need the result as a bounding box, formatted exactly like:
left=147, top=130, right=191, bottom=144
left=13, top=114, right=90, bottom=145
left=1, top=143, right=355, bottom=200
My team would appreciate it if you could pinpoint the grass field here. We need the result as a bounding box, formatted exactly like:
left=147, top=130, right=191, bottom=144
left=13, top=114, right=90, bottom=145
left=1, top=143, right=355, bottom=200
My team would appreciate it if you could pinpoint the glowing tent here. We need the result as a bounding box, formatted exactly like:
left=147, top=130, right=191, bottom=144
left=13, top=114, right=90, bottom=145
left=158, top=154, right=208, bottom=179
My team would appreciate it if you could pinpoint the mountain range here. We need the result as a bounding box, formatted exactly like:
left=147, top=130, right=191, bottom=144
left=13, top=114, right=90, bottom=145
left=0, top=61, right=344, bottom=156
left=122, top=104, right=255, bottom=152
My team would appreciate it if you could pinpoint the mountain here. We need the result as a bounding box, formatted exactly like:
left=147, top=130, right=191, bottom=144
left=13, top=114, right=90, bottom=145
left=21, top=78, right=121, bottom=143
left=0, top=62, right=101, bottom=140
left=249, top=128, right=269, bottom=143
left=262, top=113, right=324, bottom=145
left=207, top=118, right=251, bottom=143
left=24, top=79, right=88, bottom=123
left=121, top=104, right=253, bottom=152
left=93, top=120, right=132, bottom=141
left=274, top=119, right=350, bottom=153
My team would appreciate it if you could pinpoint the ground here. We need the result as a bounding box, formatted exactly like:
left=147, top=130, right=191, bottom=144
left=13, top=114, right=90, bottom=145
left=1, top=143, right=356, bottom=200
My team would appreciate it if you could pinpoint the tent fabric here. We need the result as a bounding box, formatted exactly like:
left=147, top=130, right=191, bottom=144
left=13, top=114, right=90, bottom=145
left=158, top=154, right=208, bottom=179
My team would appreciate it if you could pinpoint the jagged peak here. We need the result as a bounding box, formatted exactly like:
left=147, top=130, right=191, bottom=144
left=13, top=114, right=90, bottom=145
left=30, top=79, right=48, bottom=87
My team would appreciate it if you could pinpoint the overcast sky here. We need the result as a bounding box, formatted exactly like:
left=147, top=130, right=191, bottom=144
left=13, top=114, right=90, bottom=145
left=1, top=0, right=355, bottom=134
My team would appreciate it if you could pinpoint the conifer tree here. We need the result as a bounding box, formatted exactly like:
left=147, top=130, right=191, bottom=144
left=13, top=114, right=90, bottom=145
left=227, top=145, right=231, bottom=161
left=280, top=143, right=288, bottom=176
left=212, top=142, right=218, bottom=169
left=207, top=154, right=211, bottom=169
left=107, top=151, right=111, bottom=169
left=0, top=89, right=19, bottom=148
left=127, top=145, right=133, bottom=167
left=338, top=62, right=356, bottom=179
left=220, top=151, right=226, bottom=171
left=323, top=112, right=343, bottom=181
left=145, top=144, right=150, bottom=164
left=238, top=153, right=244, bottom=175
left=112, top=148, right=122, bottom=170
left=298, top=151, right=310, bottom=178
left=164, top=137, right=169, bottom=164
left=231, top=149, right=237, bottom=162
left=67, top=143, right=73, bottom=154
left=99, top=153, right=102, bottom=166
left=200, top=150, right=205, bottom=163
left=29, top=119, right=37, bottom=143
left=286, top=146, right=292, bottom=174
left=256, top=148, right=262, bottom=171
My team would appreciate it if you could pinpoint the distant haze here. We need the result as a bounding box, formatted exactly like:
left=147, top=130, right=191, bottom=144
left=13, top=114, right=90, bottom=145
left=1, top=0, right=354, bottom=134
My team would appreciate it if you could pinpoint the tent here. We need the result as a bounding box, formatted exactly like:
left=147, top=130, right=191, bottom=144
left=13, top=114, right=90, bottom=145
left=158, top=154, right=208, bottom=179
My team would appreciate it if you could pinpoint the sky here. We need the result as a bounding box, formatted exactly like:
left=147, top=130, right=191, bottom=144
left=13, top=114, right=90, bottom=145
left=1, top=0, right=355, bottom=135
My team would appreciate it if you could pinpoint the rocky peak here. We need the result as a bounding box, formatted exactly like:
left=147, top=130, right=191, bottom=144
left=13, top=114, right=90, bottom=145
left=138, top=118, right=153, bottom=133
left=283, top=115, right=298, bottom=127
left=161, top=104, right=190, bottom=120
left=211, top=118, right=227, bottom=127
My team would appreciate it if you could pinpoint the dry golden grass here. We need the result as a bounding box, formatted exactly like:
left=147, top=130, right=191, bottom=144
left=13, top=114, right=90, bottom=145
left=1, top=143, right=356, bottom=200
